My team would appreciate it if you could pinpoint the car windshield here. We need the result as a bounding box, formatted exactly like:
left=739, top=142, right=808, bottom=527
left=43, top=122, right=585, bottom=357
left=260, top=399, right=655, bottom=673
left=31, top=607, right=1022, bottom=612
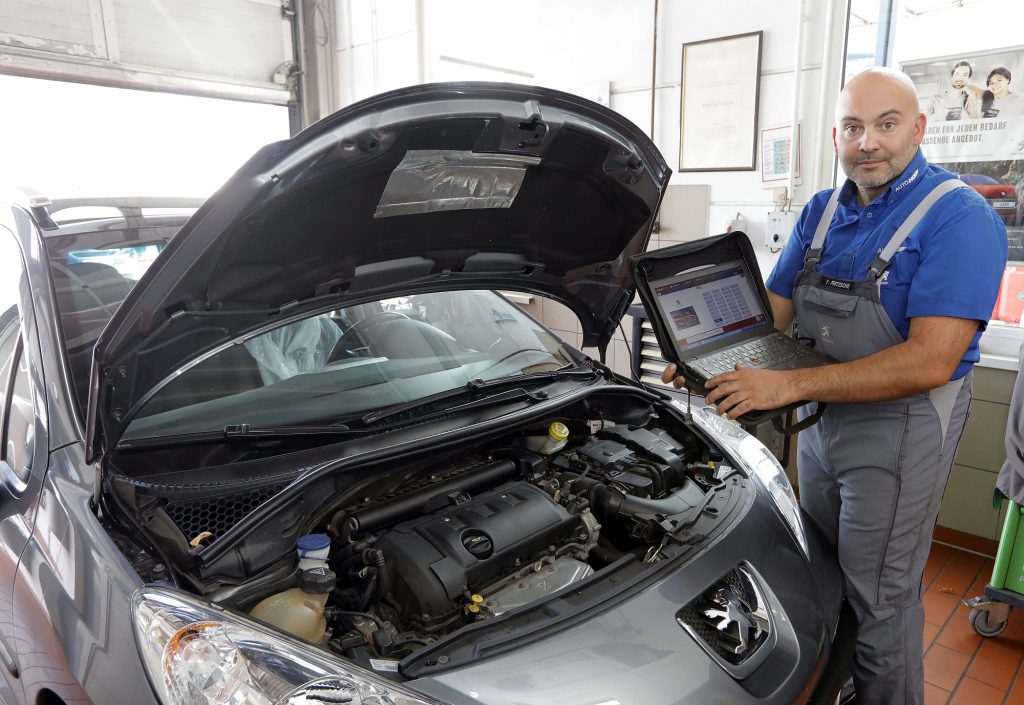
left=122, top=290, right=575, bottom=440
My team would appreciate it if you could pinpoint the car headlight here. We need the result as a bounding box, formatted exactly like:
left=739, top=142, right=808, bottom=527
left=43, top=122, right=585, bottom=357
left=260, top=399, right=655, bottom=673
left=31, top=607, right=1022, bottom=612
left=684, top=403, right=809, bottom=559
left=132, top=586, right=442, bottom=705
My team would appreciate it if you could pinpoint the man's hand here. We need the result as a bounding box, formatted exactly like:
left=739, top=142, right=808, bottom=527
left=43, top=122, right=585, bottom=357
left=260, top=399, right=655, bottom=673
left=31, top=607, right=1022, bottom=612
left=660, top=316, right=979, bottom=417
left=661, top=363, right=696, bottom=393
left=704, top=365, right=795, bottom=419
left=660, top=363, right=795, bottom=419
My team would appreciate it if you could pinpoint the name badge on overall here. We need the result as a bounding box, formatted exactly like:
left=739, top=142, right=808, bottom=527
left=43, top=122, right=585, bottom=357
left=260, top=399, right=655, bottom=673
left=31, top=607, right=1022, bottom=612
left=823, top=277, right=855, bottom=291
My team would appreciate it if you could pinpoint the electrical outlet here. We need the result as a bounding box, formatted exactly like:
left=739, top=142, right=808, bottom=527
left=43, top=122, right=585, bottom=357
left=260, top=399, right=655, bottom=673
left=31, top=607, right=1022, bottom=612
left=766, top=211, right=798, bottom=250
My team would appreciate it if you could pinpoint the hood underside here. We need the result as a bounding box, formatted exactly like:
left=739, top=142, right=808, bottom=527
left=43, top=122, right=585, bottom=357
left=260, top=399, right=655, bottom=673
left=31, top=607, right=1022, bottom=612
left=87, top=82, right=671, bottom=459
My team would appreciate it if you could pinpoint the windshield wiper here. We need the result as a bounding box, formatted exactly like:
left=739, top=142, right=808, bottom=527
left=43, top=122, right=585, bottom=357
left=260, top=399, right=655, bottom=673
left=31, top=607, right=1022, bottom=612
left=466, top=366, right=599, bottom=391
left=115, top=423, right=364, bottom=450
left=360, top=366, right=599, bottom=426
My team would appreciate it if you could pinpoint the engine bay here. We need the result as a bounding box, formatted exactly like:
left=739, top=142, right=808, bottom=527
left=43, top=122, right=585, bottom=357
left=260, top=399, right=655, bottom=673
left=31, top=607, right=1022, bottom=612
left=105, top=391, right=748, bottom=670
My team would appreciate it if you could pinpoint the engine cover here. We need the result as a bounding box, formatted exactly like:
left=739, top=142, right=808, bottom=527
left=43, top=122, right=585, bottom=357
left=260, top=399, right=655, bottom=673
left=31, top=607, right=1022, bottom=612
left=374, top=481, right=582, bottom=626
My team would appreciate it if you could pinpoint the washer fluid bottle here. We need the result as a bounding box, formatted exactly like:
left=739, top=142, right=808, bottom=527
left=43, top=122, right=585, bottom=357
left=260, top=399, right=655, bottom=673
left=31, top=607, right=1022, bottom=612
left=250, top=533, right=335, bottom=643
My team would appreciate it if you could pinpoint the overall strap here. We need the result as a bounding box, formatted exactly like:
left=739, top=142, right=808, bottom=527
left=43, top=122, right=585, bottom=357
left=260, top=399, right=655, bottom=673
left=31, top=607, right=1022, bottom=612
left=867, top=179, right=969, bottom=279
left=803, top=187, right=843, bottom=269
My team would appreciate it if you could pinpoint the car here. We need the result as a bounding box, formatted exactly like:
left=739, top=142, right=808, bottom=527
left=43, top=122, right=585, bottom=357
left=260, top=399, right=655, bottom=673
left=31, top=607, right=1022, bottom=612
left=0, top=82, right=853, bottom=705
left=959, top=173, right=1019, bottom=225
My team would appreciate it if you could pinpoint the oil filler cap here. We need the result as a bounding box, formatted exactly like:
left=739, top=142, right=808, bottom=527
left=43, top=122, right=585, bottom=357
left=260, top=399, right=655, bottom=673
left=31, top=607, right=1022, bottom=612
left=461, top=530, right=493, bottom=559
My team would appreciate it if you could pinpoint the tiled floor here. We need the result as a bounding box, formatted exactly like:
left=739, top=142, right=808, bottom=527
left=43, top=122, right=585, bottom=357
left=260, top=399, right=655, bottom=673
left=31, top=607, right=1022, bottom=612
left=922, top=542, right=1024, bottom=705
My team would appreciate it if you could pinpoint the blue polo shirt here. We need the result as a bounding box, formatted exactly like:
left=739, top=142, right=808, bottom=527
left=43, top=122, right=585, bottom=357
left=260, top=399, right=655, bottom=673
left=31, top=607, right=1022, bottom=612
left=765, top=149, right=1007, bottom=379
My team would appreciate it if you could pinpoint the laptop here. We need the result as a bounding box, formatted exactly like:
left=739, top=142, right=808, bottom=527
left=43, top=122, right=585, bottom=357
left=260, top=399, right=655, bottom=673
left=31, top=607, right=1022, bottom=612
left=630, top=231, right=833, bottom=428
left=647, top=259, right=831, bottom=382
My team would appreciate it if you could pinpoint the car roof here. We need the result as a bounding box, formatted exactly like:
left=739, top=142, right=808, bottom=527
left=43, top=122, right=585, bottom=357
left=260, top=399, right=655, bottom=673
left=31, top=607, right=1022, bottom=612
left=29, top=195, right=204, bottom=235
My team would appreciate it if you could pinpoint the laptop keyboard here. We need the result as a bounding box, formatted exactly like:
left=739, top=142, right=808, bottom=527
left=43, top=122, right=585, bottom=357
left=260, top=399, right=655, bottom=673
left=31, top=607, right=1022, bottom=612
left=692, top=335, right=820, bottom=377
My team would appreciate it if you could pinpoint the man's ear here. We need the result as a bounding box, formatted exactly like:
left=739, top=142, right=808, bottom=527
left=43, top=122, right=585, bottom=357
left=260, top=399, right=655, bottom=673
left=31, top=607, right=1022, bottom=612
left=913, top=112, right=927, bottom=146
left=832, top=126, right=838, bottom=153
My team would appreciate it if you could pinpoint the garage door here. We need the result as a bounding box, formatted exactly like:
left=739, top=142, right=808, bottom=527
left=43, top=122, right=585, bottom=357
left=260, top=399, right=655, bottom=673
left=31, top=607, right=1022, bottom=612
left=0, top=0, right=293, bottom=105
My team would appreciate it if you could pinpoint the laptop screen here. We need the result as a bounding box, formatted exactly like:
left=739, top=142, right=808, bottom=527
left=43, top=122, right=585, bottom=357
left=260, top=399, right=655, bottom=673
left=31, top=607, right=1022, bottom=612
left=649, top=260, right=770, bottom=359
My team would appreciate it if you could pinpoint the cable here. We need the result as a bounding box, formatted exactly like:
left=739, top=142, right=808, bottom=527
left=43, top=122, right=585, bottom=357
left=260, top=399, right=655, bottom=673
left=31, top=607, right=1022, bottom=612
left=619, top=319, right=655, bottom=395
left=333, top=610, right=383, bottom=632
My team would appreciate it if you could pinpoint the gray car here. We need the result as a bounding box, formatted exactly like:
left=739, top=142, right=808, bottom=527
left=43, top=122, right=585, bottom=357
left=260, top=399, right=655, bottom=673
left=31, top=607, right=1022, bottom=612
left=0, top=83, right=853, bottom=705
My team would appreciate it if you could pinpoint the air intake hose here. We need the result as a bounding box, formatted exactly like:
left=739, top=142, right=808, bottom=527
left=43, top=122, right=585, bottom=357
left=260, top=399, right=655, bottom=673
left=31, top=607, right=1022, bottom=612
left=591, top=479, right=708, bottom=527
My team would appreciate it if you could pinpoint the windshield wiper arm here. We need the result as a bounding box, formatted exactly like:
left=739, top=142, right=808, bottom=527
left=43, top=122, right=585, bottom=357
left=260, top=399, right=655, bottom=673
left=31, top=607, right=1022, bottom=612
left=466, top=367, right=599, bottom=391
left=221, top=423, right=361, bottom=438
left=360, top=366, right=598, bottom=426
left=362, top=385, right=550, bottom=426
left=115, top=423, right=362, bottom=450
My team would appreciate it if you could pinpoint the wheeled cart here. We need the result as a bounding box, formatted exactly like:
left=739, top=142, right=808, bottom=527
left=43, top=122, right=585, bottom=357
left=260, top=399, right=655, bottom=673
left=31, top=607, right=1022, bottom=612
left=965, top=499, right=1024, bottom=637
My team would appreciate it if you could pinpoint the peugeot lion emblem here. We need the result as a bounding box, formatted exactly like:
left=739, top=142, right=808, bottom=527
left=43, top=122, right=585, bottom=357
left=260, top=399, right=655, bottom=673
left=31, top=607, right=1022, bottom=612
left=704, top=587, right=764, bottom=655
left=820, top=324, right=831, bottom=340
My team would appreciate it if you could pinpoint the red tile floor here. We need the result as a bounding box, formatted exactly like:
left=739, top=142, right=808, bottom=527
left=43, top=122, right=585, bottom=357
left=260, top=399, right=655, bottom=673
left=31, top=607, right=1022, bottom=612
left=922, top=542, right=1024, bottom=705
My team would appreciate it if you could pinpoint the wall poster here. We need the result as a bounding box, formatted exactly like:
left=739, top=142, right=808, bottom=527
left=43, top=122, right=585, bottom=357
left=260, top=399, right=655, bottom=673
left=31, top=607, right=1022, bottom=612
left=903, top=46, right=1024, bottom=264
left=678, top=31, right=762, bottom=172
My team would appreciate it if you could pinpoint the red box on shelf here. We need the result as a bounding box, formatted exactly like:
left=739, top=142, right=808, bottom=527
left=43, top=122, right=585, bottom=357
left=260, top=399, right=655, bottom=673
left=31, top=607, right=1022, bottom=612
left=994, top=267, right=1024, bottom=324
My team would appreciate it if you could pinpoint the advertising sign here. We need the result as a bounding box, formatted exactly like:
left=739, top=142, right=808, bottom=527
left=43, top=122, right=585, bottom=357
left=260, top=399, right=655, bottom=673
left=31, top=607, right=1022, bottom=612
left=903, top=46, right=1024, bottom=261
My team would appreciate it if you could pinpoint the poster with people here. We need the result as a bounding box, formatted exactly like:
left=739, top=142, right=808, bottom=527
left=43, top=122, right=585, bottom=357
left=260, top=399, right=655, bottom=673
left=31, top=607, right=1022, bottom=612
left=903, top=47, right=1024, bottom=263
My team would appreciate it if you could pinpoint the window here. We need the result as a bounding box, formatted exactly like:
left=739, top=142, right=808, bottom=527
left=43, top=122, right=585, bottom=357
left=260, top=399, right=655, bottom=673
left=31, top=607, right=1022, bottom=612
left=0, top=229, right=32, bottom=488
left=0, top=307, right=16, bottom=425
left=845, top=0, right=1024, bottom=357
left=125, top=290, right=573, bottom=440
left=2, top=342, right=34, bottom=484
left=0, top=230, right=22, bottom=432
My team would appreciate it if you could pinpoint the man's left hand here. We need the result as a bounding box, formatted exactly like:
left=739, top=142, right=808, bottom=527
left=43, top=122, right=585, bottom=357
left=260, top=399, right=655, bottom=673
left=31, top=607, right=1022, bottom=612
left=704, top=364, right=794, bottom=419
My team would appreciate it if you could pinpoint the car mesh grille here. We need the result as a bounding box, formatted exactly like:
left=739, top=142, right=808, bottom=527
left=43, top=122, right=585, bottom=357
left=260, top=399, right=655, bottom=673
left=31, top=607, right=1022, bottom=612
left=165, top=483, right=288, bottom=543
left=677, top=565, right=771, bottom=668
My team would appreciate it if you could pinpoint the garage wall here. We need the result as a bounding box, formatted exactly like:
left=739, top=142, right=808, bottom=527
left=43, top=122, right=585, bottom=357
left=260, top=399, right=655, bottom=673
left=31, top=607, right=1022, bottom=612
left=332, top=0, right=849, bottom=386
left=336, top=0, right=849, bottom=271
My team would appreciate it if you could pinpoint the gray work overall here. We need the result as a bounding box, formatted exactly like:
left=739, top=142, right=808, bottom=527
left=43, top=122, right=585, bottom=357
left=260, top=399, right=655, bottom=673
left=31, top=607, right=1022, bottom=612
left=793, top=179, right=973, bottom=705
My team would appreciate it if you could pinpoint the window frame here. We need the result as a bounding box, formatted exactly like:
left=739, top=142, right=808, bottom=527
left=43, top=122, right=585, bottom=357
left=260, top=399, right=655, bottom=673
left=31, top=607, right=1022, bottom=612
left=0, top=225, right=47, bottom=498
left=0, top=337, right=33, bottom=489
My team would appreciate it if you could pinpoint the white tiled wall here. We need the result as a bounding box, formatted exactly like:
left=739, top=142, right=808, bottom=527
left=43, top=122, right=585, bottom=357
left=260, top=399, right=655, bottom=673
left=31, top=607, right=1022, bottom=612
left=515, top=295, right=634, bottom=378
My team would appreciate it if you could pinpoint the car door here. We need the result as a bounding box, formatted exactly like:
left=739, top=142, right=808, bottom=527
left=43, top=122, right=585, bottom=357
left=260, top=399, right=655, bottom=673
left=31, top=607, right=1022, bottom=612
left=0, top=223, right=50, bottom=705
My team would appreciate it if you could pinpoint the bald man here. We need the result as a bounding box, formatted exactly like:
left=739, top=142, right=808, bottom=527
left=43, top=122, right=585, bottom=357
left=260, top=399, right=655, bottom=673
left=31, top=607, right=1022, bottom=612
left=664, top=69, right=1006, bottom=705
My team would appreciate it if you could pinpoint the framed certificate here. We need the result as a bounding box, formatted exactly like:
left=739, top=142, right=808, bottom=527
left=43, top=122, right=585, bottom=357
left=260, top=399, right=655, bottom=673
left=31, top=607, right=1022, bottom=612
left=679, top=31, right=763, bottom=172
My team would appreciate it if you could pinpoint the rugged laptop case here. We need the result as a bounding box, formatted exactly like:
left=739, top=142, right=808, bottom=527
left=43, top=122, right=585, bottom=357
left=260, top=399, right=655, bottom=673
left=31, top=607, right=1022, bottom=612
left=628, top=230, right=824, bottom=431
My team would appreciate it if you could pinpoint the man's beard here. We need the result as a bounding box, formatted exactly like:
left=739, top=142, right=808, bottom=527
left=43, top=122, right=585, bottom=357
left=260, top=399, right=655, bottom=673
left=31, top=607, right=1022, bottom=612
left=842, top=153, right=899, bottom=189
left=841, top=145, right=916, bottom=192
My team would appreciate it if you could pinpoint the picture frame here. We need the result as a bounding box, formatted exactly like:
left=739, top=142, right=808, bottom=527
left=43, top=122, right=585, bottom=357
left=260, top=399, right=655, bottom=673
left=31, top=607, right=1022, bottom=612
left=679, top=31, right=763, bottom=172
left=760, top=123, right=802, bottom=186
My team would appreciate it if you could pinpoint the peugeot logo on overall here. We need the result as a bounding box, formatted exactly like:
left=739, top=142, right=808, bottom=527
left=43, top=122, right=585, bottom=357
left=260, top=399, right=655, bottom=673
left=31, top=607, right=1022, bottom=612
left=820, top=324, right=831, bottom=341
left=704, top=587, right=765, bottom=655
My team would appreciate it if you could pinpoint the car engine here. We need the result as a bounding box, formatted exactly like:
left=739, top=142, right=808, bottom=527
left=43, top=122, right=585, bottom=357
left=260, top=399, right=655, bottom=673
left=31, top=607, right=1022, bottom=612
left=108, top=396, right=739, bottom=666
left=305, top=418, right=728, bottom=662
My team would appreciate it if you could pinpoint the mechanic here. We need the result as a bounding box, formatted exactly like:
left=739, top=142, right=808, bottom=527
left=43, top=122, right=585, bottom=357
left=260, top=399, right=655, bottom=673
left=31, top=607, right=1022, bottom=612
left=997, top=342, right=1024, bottom=503
left=663, top=68, right=1007, bottom=705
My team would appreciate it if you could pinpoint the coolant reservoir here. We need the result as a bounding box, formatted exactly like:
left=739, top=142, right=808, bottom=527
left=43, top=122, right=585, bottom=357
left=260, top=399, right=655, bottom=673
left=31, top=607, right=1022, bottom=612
left=249, top=588, right=329, bottom=643
left=250, top=534, right=334, bottom=643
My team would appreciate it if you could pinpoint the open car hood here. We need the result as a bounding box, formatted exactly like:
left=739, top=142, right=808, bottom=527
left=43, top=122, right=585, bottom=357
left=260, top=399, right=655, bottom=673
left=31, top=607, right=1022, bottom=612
left=87, top=82, right=671, bottom=459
